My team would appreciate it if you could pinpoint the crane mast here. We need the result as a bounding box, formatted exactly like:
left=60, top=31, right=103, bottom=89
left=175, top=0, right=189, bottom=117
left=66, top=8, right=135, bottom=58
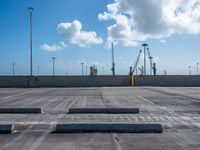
left=147, top=48, right=153, bottom=75
left=130, top=44, right=155, bottom=76
left=130, top=50, right=142, bottom=75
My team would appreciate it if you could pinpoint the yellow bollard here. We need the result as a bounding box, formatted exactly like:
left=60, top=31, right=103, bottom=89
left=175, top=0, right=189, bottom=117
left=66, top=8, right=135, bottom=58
left=131, top=75, right=135, bottom=86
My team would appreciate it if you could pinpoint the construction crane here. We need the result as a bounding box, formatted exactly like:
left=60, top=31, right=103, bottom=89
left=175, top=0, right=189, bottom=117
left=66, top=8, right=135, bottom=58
left=147, top=48, right=153, bottom=75
left=153, top=63, right=157, bottom=76
left=138, top=66, right=144, bottom=75
left=130, top=50, right=142, bottom=75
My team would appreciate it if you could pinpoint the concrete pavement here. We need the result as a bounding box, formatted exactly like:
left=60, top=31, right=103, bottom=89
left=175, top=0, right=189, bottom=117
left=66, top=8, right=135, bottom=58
left=0, top=87, right=200, bottom=149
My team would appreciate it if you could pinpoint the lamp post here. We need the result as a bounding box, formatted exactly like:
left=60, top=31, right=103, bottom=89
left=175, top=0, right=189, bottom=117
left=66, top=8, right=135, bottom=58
left=28, top=7, right=33, bottom=76
left=189, top=66, right=191, bottom=75
left=197, top=63, right=199, bottom=75
left=12, top=63, right=15, bottom=76
left=51, top=57, right=56, bottom=76
left=81, top=63, right=84, bottom=76
left=86, top=66, right=88, bottom=76
left=142, top=43, right=148, bottom=75
left=111, top=42, right=115, bottom=76
left=37, top=66, right=40, bottom=76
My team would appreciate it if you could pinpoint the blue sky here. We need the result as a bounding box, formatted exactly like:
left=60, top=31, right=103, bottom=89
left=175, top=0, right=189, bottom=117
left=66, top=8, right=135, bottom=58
left=0, top=0, right=200, bottom=76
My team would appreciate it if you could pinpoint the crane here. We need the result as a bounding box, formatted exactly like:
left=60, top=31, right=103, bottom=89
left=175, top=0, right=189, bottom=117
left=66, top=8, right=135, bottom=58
left=138, top=66, right=144, bottom=75
left=130, top=50, right=142, bottom=75
left=147, top=48, right=153, bottom=75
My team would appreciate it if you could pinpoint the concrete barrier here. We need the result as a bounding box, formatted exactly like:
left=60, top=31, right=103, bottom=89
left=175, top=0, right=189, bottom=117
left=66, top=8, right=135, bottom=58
left=0, top=76, right=29, bottom=87
left=0, top=108, right=43, bottom=113
left=0, top=75, right=200, bottom=87
left=29, top=76, right=131, bottom=87
left=68, top=108, right=139, bottom=114
left=54, top=123, right=162, bottom=133
left=135, top=75, right=200, bottom=87
left=0, top=76, right=131, bottom=87
left=0, top=125, right=14, bottom=133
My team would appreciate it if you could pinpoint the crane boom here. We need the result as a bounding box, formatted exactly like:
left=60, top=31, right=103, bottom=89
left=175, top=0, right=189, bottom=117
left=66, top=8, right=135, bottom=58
left=131, top=50, right=142, bottom=75
left=147, top=48, right=153, bottom=75
left=147, top=47, right=151, bottom=58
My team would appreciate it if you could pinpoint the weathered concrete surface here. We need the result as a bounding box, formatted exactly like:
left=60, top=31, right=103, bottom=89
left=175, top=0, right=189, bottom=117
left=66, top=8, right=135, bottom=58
left=68, top=108, right=139, bottom=114
left=0, top=87, right=200, bottom=149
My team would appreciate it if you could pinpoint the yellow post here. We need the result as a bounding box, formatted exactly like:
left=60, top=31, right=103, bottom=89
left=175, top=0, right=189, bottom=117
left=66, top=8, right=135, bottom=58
left=131, top=75, right=135, bottom=86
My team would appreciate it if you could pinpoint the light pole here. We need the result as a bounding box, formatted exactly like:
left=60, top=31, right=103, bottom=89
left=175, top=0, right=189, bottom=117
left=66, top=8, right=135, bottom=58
left=102, top=67, right=104, bottom=75
left=37, top=66, right=40, bottom=76
left=197, top=63, right=199, bottom=75
left=12, top=63, right=15, bottom=76
left=51, top=57, right=56, bottom=76
left=142, top=43, right=148, bottom=75
left=29, top=7, right=33, bottom=76
left=111, top=42, right=115, bottom=76
left=81, top=63, right=84, bottom=76
left=86, top=66, right=88, bottom=76
left=188, top=66, right=191, bottom=75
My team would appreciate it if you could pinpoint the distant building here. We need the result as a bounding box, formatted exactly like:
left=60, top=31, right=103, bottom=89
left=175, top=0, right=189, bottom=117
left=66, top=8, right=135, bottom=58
left=90, top=66, right=97, bottom=76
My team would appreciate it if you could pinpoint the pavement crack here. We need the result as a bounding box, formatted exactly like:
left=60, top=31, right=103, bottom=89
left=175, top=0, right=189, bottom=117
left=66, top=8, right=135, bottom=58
left=112, top=134, right=123, bottom=150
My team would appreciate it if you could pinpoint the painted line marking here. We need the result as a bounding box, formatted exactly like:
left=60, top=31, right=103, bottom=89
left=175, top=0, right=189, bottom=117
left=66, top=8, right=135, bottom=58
left=138, top=96, right=174, bottom=114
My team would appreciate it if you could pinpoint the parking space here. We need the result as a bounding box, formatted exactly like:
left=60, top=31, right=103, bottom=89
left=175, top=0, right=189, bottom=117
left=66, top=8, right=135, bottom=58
left=0, top=87, right=200, bottom=149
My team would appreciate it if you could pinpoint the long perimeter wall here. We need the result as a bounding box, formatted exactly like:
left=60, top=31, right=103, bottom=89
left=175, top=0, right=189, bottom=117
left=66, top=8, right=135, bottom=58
left=0, top=76, right=131, bottom=87
left=0, top=75, right=200, bottom=87
left=135, top=75, right=200, bottom=87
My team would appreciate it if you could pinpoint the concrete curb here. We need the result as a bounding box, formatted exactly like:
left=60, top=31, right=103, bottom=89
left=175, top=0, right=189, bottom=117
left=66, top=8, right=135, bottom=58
left=0, top=125, right=14, bottom=134
left=68, top=108, right=139, bottom=114
left=0, top=108, right=43, bottom=114
left=54, top=123, right=162, bottom=133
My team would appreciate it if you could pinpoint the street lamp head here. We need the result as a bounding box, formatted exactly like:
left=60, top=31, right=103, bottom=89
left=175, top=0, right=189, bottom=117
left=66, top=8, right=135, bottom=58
left=142, top=43, right=148, bottom=47
left=28, top=7, right=34, bottom=12
left=51, top=57, right=56, bottom=60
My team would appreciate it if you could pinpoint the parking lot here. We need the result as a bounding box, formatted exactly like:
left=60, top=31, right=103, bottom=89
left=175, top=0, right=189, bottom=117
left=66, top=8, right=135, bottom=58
left=0, top=87, right=200, bottom=150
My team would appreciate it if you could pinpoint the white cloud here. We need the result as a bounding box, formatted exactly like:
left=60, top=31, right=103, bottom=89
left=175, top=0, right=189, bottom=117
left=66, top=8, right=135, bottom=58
left=160, top=40, right=166, bottom=43
left=40, top=41, right=67, bottom=52
left=59, top=41, right=67, bottom=48
left=57, top=20, right=103, bottom=47
left=98, top=0, right=200, bottom=47
left=40, top=43, right=62, bottom=52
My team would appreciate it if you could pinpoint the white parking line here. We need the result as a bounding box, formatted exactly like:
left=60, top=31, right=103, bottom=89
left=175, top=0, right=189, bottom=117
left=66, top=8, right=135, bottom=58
left=138, top=96, right=174, bottom=114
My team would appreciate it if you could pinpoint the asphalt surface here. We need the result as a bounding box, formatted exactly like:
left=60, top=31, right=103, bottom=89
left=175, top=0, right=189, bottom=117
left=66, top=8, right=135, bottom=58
left=0, top=87, right=200, bottom=150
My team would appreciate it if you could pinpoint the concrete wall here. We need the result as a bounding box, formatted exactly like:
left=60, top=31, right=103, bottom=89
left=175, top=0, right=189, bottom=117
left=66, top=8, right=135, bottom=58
left=0, top=75, right=200, bottom=87
left=0, top=76, right=131, bottom=87
left=0, top=76, right=29, bottom=87
left=135, top=75, right=200, bottom=87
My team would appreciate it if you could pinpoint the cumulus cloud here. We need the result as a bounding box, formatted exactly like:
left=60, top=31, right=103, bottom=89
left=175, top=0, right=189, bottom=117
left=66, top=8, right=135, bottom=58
left=160, top=40, right=166, bottom=43
left=40, top=41, right=66, bottom=52
left=98, top=0, right=200, bottom=47
left=59, top=41, right=67, bottom=48
left=57, top=20, right=103, bottom=47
